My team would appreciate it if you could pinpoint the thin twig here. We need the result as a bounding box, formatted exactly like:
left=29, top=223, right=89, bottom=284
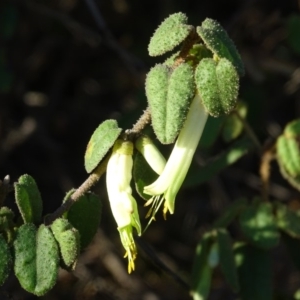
left=45, top=156, right=109, bottom=225
left=234, top=110, right=262, bottom=152
left=125, top=107, right=151, bottom=138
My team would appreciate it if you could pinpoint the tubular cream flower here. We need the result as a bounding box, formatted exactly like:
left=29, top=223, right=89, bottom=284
left=106, top=139, right=141, bottom=273
left=143, top=93, right=209, bottom=220
left=135, top=135, right=166, bottom=175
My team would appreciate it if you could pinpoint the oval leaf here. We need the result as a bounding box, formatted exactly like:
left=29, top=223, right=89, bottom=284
left=14, top=174, right=42, bottom=224
left=0, top=234, right=12, bottom=285
left=14, top=223, right=59, bottom=296
left=216, top=229, right=239, bottom=292
left=146, top=63, right=195, bottom=144
left=197, top=18, right=244, bottom=76
left=195, top=58, right=239, bottom=117
left=239, top=201, right=279, bottom=249
left=84, top=119, right=122, bottom=173
left=148, top=12, right=193, bottom=57
left=51, top=218, right=80, bottom=270
left=65, top=192, right=102, bottom=249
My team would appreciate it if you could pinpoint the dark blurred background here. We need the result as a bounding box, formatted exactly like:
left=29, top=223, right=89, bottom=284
left=0, top=0, right=300, bottom=299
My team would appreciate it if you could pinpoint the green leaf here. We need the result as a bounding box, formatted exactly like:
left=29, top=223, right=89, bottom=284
left=148, top=12, right=193, bottom=57
left=287, top=14, right=300, bottom=55
left=197, top=18, right=244, bottom=76
left=191, top=232, right=214, bottom=300
left=216, top=229, right=239, bottom=292
left=185, top=137, right=253, bottom=188
left=195, top=58, right=239, bottom=117
left=51, top=218, right=80, bottom=270
left=239, top=201, right=280, bottom=249
left=146, top=63, right=195, bottom=144
left=14, top=174, right=43, bottom=224
left=13, top=223, right=59, bottom=296
left=65, top=192, right=102, bottom=249
left=133, top=152, right=158, bottom=200
left=275, top=202, right=300, bottom=238
left=84, top=119, right=122, bottom=173
left=214, top=198, right=247, bottom=228
left=222, top=101, right=248, bottom=142
left=234, top=243, right=272, bottom=300
left=0, top=234, right=12, bottom=285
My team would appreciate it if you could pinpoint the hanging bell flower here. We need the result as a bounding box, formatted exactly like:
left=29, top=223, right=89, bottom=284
left=144, top=94, right=209, bottom=220
left=106, top=139, right=141, bottom=273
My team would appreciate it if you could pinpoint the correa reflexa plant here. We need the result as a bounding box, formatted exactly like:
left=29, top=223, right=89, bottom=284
left=1, top=12, right=300, bottom=300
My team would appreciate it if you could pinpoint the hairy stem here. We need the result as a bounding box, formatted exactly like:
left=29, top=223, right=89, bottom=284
left=45, top=156, right=109, bottom=225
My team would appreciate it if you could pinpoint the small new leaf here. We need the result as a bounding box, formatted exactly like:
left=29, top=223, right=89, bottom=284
left=195, top=58, right=239, bottom=117
left=84, top=119, right=122, bottom=173
left=146, top=63, right=195, bottom=144
left=51, top=218, right=80, bottom=270
left=148, top=12, right=193, bottom=57
left=197, top=18, right=244, bottom=76
left=14, top=174, right=42, bottom=224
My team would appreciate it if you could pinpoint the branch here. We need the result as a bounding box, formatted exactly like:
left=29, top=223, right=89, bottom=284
left=45, top=156, right=109, bottom=225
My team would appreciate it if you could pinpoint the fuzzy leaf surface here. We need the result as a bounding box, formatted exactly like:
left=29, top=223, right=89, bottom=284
left=84, top=119, right=122, bottom=173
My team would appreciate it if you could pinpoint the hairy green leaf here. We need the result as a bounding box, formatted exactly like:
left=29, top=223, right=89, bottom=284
left=148, top=12, right=193, bottom=56
left=146, top=63, right=195, bottom=144
left=51, top=218, right=80, bottom=270
left=197, top=18, right=244, bottom=76
left=14, top=223, right=59, bottom=296
left=14, top=174, right=42, bottom=224
left=84, top=119, right=122, bottom=173
left=195, top=58, right=239, bottom=117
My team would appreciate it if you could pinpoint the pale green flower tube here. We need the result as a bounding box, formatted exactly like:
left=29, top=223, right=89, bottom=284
left=106, top=139, right=141, bottom=273
left=144, top=93, right=208, bottom=218
left=135, top=135, right=166, bottom=175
